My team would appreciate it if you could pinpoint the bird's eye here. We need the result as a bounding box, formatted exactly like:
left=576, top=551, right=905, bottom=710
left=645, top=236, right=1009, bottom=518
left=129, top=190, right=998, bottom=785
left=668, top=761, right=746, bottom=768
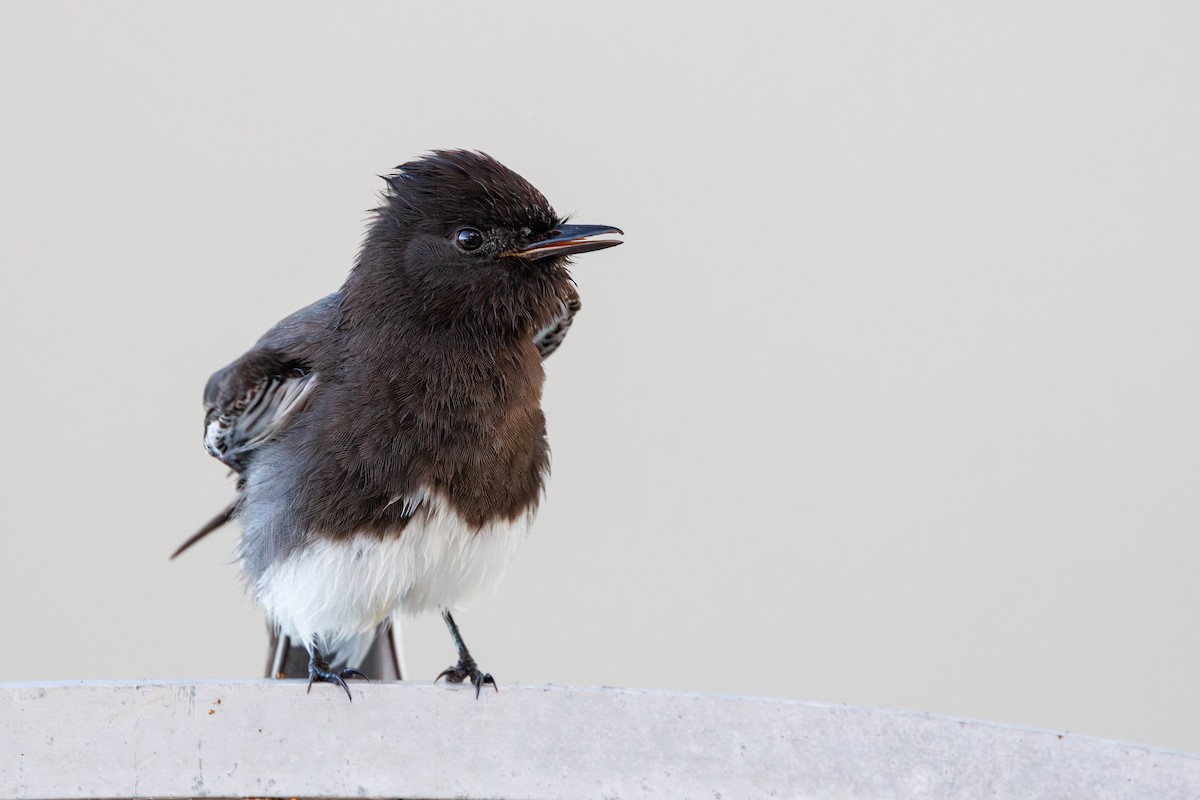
left=455, top=228, right=484, bottom=251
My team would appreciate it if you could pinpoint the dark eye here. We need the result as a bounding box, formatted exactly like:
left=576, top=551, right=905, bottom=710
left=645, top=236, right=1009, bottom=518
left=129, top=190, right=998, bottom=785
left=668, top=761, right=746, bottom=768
left=455, top=228, right=484, bottom=251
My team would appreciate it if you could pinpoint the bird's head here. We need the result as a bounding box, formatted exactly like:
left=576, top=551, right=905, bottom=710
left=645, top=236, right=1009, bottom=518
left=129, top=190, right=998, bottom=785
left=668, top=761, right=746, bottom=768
left=348, top=150, right=622, bottom=338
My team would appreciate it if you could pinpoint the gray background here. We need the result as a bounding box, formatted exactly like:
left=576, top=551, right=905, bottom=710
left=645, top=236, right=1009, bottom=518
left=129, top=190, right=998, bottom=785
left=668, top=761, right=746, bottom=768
left=1, top=2, right=1197, bottom=754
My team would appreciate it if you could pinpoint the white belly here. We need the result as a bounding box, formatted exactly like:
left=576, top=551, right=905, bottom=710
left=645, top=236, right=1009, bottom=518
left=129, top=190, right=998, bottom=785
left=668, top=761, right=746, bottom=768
left=252, top=496, right=529, bottom=665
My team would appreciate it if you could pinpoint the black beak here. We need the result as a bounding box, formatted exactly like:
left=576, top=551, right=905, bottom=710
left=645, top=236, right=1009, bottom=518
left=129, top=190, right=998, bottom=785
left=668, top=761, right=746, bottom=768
left=510, top=224, right=624, bottom=261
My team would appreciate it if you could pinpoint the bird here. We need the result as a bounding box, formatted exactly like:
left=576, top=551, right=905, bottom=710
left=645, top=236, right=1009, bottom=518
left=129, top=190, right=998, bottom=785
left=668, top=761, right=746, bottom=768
left=175, top=150, right=622, bottom=699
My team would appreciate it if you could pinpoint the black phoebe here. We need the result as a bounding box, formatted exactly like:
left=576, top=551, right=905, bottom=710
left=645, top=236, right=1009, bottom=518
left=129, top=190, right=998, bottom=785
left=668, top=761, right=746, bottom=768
left=176, top=150, right=622, bottom=698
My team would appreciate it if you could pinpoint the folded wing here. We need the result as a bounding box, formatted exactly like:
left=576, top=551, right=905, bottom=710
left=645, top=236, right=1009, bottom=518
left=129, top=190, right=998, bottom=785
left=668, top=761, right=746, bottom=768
left=202, top=293, right=340, bottom=475
left=534, top=287, right=581, bottom=359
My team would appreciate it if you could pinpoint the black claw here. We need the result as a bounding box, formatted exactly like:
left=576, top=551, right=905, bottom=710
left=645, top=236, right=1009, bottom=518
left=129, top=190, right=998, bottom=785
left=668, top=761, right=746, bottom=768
left=307, top=656, right=368, bottom=701
left=473, top=671, right=497, bottom=699
left=436, top=659, right=498, bottom=698
left=437, top=610, right=497, bottom=700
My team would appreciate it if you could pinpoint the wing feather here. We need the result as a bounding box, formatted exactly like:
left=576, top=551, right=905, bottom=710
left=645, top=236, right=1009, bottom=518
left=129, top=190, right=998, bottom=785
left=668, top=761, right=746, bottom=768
left=205, top=372, right=317, bottom=470
left=201, top=293, right=340, bottom=474
left=534, top=289, right=581, bottom=359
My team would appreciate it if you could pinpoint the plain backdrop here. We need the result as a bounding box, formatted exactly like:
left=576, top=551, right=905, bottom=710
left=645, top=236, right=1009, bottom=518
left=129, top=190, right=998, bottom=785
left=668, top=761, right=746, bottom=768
left=1, top=2, right=1197, bottom=754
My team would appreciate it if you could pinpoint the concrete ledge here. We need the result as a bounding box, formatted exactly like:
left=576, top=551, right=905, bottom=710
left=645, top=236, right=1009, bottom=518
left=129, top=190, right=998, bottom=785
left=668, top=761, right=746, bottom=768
left=1, top=680, right=1197, bottom=799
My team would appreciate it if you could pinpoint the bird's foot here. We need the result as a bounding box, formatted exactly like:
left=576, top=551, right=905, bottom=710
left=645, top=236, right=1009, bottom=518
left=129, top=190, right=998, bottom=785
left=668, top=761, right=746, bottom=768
left=436, top=657, right=497, bottom=698
left=307, top=659, right=368, bottom=701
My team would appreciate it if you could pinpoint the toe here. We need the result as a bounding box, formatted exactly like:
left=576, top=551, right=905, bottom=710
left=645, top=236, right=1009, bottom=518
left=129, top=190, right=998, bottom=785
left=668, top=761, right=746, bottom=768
left=307, top=669, right=356, bottom=701
left=472, top=672, right=497, bottom=698
left=436, top=667, right=464, bottom=684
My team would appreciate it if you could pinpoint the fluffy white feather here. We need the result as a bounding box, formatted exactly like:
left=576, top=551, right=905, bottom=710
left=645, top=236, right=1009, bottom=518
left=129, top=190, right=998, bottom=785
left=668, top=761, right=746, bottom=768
left=253, top=492, right=530, bottom=666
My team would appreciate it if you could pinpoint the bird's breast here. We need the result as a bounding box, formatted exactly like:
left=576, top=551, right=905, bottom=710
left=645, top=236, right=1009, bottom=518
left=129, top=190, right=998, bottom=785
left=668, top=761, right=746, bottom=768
left=317, top=341, right=550, bottom=529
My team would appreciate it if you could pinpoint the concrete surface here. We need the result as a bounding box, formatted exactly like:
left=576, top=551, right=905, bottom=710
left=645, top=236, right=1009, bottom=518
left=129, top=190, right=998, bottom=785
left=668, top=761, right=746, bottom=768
left=1, top=681, right=1197, bottom=799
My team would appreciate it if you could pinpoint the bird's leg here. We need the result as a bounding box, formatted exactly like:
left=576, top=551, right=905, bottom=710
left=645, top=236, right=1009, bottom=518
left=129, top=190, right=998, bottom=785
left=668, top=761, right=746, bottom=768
left=306, top=644, right=368, bottom=701
left=435, top=609, right=497, bottom=698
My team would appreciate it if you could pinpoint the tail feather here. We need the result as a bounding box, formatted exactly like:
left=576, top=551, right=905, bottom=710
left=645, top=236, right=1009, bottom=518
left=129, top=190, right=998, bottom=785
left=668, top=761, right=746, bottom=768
left=267, top=625, right=403, bottom=679
left=171, top=501, right=237, bottom=559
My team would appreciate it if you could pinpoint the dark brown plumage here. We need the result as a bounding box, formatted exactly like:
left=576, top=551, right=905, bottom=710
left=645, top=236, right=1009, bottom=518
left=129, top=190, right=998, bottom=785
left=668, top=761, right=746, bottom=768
left=180, top=150, right=622, bottom=697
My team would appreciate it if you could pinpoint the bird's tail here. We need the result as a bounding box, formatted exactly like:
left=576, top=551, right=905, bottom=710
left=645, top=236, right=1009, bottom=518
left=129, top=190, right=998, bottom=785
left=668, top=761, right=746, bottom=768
left=267, top=625, right=404, bottom=680
left=170, top=501, right=237, bottom=559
